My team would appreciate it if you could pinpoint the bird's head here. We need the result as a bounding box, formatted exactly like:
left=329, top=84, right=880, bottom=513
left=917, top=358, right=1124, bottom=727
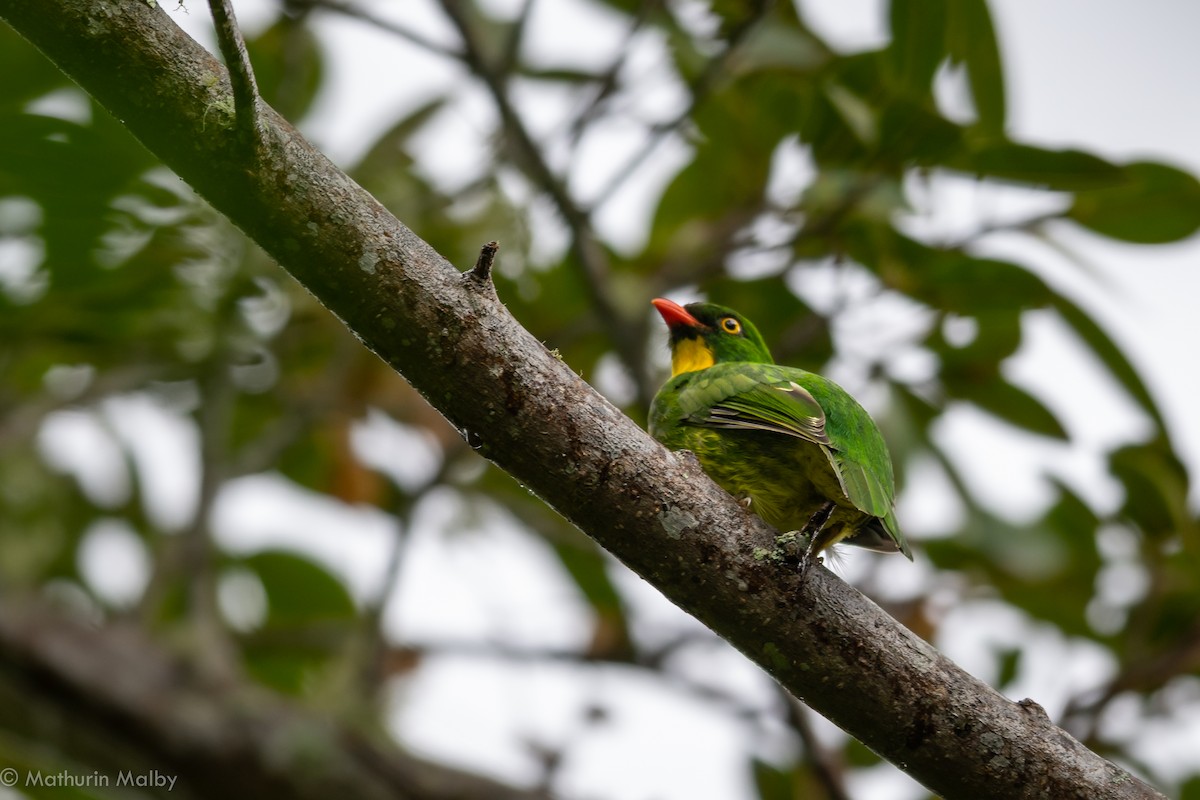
left=652, top=298, right=774, bottom=377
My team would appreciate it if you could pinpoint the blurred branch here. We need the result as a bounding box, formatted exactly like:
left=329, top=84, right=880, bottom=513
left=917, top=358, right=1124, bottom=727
left=0, top=600, right=550, bottom=800
left=590, top=0, right=775, bottom=211
left=783, top=691, right=851, bottom=800
left=354, top=442, right=473, bottom=698
left=948, top=210, right=1067, bottom=249
left=229, top=333, right=361, bottom=477
left=498, top=0, right=535, bottom=76
left=291, top=0, right=461, bottom=58
left=137, top=361, right=240, bottom=681
left=364, top=634, right=779, bottom=725
left=0, top=2, right=1166, bottom=797
left=565, top=0, right=659, bottom=147
left=437, top=0, right=653, bottom=405
left=1065, top=617, right=1200, bottom=743
left=0, top=365, right=158, bottom=449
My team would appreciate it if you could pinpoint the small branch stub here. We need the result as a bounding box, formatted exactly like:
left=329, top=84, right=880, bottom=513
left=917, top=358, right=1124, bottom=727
left=207, top=0, right=263, bottom=151
left=469, top=240, right=499, bottom=283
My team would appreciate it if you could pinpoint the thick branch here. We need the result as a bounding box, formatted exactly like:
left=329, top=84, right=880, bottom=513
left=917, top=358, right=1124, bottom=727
left=0, top=601, right=547, bottom=800
left=0, top=3, right=1164, bottom=798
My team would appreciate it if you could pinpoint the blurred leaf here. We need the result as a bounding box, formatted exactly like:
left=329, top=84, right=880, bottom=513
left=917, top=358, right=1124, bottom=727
left=957, top=377, right=1068, bottom=440
left=650, top=74, right=798, bottom=257
left=1111, top=439, right=1191, bottom=539
left=929, top=309, right=1023, bottom=373
left=865, top=231, right=1051, bottom=313
left=878, top=100, right=964, bottom=165
left=1068, top=161, right=1200, bottom=243
left=245, top=549, right=357, bottom=623
left=243, top=649, right=317, bottom=694
left=0, top=23, right=72, bottom=108
left=353, top=97, right=448, bottom=189
left=946, top=0, right=1006, bottom=134
left=550, top=537, right=622, bottom=616
left=550, top=538, right=633, bottom=658
left=751, top=757, right=794, bottom=800
left=843, top=736, right=884, bottom=768
left=1051, top=295, right=1165, bottom=430
left=824, top=83, right=877, bottom=147
left=247, top=17, right=324, bottom=123
left=955, top=142, right=1124, bottom=190
left=734, top=22, right=827, bottom=75
left=996, top=646, right=1021, bottom=689
left=887, top=0, right=947, bottom=98
left=1044, top=482, right=1102, bottom=573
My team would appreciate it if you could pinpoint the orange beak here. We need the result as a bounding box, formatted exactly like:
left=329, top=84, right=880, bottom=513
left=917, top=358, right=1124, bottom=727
left=651, top=297, right=703, bottom=330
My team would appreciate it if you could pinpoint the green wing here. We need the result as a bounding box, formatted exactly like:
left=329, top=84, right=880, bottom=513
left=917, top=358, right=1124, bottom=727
left=705, top=380, right=831, bottom=448
left=673, top=364, right=910, bottom=558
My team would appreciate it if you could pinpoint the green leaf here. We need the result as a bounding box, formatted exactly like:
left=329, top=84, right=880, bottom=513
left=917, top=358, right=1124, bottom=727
left=1110, top=439, right=1191, bottom=538
left=0, top=23, right=73, bottom=109
left=734, top=22, right=827, bottom=75
left=1068, top=161, right=1200, bottom=243
left=245, top=549, right=357, bottom=623
left=956, top=377, right=1068, bottom=440
left=865, top=232, right=1051, bottom=313
left=351, top=97, right=447, bottom=223
left=650, top=74, right=799, bottom=253
left=1044, top=481, right=1102, bottom=571
left=247, top=17, right=324, bottom=123
left=354, top=97, right=448, bottom=182
left=946, top=0, right=1006, bottom=134
left=956, top=142, right=1124, bottom=190
left=751, top=758, right=793, bottom=800
left=996, top=646, right=1021, bottom=688
left=888, top=0, right=947, bottom=98
left=824, top=83, right=877, bottom=147
left=930, top=309, right=1023, bottom=373
left=1051, top=295, right=1165, bottom=430
left=878, top=100, right=964, bottom=165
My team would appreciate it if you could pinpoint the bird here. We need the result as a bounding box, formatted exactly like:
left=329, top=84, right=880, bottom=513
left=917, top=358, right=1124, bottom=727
left=648, top=297, right=912, bottom=581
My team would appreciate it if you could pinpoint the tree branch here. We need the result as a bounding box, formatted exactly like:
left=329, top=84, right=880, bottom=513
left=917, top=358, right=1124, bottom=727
left=0, top=2, right=1165, bottom=797
left=0, top=601, right=548, bottom=800
left=206, top=0, right=262, bottom=150
left=294, top=0, right=462, bottom=59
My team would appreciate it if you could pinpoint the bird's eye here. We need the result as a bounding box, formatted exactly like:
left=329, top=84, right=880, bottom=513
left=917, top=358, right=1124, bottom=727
left=720, top=317, right=742, bottom=335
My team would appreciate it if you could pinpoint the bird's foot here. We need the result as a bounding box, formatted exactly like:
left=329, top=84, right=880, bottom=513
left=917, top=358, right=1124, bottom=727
left=795, top=501, right=836, bottom=590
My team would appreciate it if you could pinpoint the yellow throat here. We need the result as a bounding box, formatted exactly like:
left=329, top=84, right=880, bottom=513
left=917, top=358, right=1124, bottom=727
left=670, top=338, right=715, bottom=377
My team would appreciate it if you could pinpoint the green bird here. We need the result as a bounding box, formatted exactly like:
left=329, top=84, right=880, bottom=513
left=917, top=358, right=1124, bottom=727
left=648, top=298, right=912, bottom=577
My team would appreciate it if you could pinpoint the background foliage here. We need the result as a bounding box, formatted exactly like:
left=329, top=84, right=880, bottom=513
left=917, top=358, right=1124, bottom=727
left=2, top=1, right=1198, bottom=798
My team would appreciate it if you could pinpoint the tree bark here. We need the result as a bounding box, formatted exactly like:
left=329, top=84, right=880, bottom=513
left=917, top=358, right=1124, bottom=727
left=0, top=2, right=1164, bottom=798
